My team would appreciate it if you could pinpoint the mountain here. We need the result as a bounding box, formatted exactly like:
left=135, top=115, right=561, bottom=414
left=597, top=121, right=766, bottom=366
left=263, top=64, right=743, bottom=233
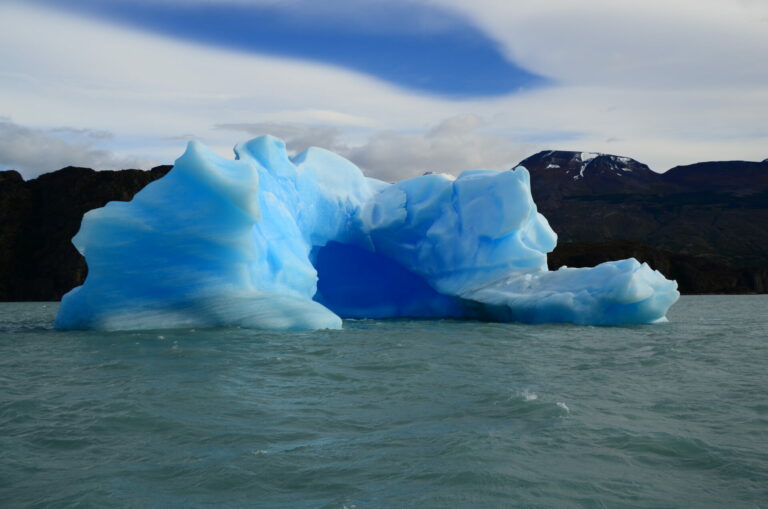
left=1, top=152, right=767, bottom=300
left=520, top=150, right=666, bottom=202
left=662, top=160, right=768, bottom=195
left=519, top=151, right=768, bottom=293
left=522, top=150, right=768, bottom=198
left=0, top=165, right=171, bottom=301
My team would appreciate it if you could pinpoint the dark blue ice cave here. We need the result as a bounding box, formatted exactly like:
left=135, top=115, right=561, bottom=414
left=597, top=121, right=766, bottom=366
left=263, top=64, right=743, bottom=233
left=312, top=242, right=465, bottom=319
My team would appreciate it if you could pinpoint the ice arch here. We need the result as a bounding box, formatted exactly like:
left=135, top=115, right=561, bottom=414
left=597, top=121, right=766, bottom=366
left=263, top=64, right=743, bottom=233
left=311, top=241, right=466, bottom=319
left=55, top=136, right=679, bottom=331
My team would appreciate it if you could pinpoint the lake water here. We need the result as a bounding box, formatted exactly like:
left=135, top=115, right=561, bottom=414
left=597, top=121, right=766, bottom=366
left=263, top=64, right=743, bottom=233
left=1, top=296, right=767, bottom=508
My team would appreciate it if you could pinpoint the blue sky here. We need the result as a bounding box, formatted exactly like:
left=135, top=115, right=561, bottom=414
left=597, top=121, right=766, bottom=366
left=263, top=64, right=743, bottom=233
left=1, top=0, right=767, bottom=180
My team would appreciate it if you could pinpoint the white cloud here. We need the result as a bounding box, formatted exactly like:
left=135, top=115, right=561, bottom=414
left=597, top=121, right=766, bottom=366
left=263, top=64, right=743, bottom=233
left=0, top=2, right=451, bottom=159
left=215, top=115, right=537, bottom=181
left=0, top=0, right=766, bottom=180
left=345, top=114, right=535, bottom=181
left=0, top=119, right=154, bottom=179
left=432, top=0, right=768, bottom=89
left=216, top=122, right=346, bottom=154
left=48, top=127, right=114, bottom=140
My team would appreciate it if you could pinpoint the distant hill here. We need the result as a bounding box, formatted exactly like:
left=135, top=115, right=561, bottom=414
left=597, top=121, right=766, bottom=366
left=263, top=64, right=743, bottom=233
left=521, top=150, right=768, bottom=198
left=0, top=152, right=766, bottom=300
left=519, top=150, right=666, bottom=199
left=0, top=165, right=171, bottom=301
left=520, top=151, right=768, bottom=293
left=662, top=160, right=768, bottom=195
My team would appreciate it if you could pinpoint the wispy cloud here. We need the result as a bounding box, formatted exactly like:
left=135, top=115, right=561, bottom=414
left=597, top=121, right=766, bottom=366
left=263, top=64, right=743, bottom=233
left=218, top=115, right=536, bottom=182
left=1, top=1, right=767, bottom=179
left=29, top=0, right=545, bottom=97
left=216, top=122, right=345, bottom=155
left=345, top=115, right=534, bottom=181
left=0, top=119, right=153, bottom=179
left=435, top=0, right=768, bottom=89
left=48, top=126, right=114, bottom=140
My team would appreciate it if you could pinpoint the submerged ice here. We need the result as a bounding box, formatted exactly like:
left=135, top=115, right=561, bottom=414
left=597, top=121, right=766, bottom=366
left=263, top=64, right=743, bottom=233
left=55, top=136, right=679, bottom=330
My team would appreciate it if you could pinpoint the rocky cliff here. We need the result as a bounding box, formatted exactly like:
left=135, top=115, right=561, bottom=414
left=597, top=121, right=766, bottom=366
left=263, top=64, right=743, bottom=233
left=0, top=165, right=171, bottom=301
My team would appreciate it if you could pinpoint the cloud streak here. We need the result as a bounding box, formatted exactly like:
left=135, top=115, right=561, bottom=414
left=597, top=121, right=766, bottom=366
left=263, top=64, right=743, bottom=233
left=0, top=119, right=153, bottom=179
left=345, top=115, right=534, bottom=181
left=218, top=115, right=537, bottom=182
left=30, top=0, right=545, bottom=96
left=434, top=0, right=768, bottom=89
left=216, top=122, right=345, bottom=155
left=1, top=1, right=766, bottom=180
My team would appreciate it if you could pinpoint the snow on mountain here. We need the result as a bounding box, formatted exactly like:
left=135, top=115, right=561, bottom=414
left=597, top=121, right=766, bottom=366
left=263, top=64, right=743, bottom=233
left=517, top=150, right=664, bottom=202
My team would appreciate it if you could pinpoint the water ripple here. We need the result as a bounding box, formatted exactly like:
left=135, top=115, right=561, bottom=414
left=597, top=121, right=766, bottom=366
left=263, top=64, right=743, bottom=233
left=1, top=296, right=767, bottom=508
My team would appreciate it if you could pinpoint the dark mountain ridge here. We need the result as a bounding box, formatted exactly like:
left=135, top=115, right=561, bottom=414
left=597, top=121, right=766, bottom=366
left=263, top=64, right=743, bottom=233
left=519, top=150, right=666, bottom=200
left=0, top=151, right=766, bottom=300
left=521, top=151, right=768, bottom=293
left=521, top=150, right=768, bottom=197
left=0, top=165, right=171, bottom=301
left=663, top=160, right=768, bottom=195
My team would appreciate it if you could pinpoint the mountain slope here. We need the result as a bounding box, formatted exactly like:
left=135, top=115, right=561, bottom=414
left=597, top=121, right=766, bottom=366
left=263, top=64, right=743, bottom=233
left=518, top=151, right=768, bottom=293
left=0, top=165, right=171, bottom=301
left=663, top=160, right=768, bottom=194
left=520, top=150, right=667, bottom=202
left=1, top=152, right=767, bottom=299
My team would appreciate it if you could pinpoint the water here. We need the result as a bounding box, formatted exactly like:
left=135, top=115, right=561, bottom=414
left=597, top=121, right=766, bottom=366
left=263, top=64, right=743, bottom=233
left=1, top=297, right=767, bottom=508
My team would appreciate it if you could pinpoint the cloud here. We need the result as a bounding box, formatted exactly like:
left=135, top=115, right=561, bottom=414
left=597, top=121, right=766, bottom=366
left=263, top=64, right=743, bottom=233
left=48, top=126, right=114, bottom=140
left=433, top=0, right=768, bottom=89
left=31, top=0, right=542, bottom=96
left=346, top=114, right=534, bottom=181
left=216, top=122, right=345, bottom=154
left=1, top=1, right=767, bottom=180
left=218, top=115, right=536, bottom=182
left=0, top=119, right=154, bottom=179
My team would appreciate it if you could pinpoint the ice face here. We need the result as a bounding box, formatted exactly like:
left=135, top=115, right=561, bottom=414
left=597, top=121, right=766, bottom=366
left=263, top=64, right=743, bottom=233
left=55, top=137, right=371, bottom=331
left=55, top=136, right=679, bottom=330
left=359, top=168, right=557, bottom=296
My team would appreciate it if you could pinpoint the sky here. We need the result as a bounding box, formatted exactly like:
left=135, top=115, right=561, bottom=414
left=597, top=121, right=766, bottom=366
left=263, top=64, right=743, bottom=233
left=1, top=0, right=767, bottom=181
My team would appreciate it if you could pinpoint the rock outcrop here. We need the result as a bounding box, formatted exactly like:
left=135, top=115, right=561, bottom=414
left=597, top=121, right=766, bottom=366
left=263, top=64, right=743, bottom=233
left=0, top=165, right=171, bottom=301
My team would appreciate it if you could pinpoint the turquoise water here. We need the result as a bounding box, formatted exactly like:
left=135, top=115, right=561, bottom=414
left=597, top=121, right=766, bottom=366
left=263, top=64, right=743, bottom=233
left=1, top=296, right=767, bottom=508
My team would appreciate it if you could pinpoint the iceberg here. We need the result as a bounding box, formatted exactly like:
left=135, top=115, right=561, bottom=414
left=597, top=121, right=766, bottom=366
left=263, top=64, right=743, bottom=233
left=55, top=136, right=679, bottom=331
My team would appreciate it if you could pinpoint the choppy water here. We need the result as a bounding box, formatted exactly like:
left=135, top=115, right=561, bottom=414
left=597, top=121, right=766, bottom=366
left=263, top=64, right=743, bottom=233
left=1, top=296, right=767, bottom=508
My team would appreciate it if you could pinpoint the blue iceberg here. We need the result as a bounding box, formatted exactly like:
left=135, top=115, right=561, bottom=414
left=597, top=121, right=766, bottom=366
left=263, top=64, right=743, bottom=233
left=55, top=136, right=679, bottom=331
